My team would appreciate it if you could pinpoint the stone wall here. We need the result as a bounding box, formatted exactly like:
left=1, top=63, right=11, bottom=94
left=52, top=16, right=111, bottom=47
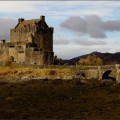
left=9, top=47, right=17, bottom=62
left=77, top=65, right=120, bottom=83
left=34, top=27, right=53, bottom=52
left=0, top=44, right=9, bottom=62
left=10, top=29, right=35, bottom=43
left=25, top=48, right=54, bottom=65
left=25, top=48, right=44, bottom=65
left=17, top=52, right=25, bottom=64
left=33, top=51, right=43, bottom=65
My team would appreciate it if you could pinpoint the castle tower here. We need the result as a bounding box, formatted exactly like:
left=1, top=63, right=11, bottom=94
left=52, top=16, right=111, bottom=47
left=9, top=15, right=54, bottom=65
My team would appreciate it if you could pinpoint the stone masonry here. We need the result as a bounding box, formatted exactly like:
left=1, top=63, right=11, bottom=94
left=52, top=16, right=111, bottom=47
left=0, top=15, right=54, bottom=65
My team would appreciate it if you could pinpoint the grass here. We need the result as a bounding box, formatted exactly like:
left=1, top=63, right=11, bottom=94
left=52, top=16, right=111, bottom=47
left=0, top=66, right=76, bottom=79
left=0, top=79, right=120, bottom=119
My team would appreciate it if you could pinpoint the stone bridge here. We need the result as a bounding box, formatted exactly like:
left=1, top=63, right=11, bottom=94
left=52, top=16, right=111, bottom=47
left=77, top=64, right=120, bottom=82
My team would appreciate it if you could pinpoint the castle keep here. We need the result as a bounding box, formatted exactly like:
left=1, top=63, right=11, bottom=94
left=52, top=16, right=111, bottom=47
left=0, top=15, right=54, bottom=65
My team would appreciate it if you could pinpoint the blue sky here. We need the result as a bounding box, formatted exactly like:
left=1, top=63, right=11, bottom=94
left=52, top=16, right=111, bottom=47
left=0, top=1, right=120, bottom=59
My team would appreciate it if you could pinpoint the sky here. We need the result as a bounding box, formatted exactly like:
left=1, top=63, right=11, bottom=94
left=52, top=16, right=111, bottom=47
left=0, top=1, right=120, bottom=59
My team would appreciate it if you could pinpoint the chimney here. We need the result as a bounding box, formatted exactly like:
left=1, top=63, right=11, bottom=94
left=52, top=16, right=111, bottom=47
left=1, top=37, right=5, bottom=44
left=18, top=18, right=24, bottom=23
left=40, top=15, right=45, bottom=21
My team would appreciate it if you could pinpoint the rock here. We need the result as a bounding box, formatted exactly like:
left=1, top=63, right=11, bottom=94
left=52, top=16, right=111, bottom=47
left=4, top=97, right=15, bottom=101
left=20, top=76, right=31, bottom=81
left=101, top=79, right=115, bottom=86
left=63, top=76, right=73, bottom=80
left=32, top=77, right=42, bottom=80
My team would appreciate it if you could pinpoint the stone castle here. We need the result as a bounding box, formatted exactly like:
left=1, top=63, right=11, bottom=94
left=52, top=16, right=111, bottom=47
left=0, top=15, right=54, bottom=65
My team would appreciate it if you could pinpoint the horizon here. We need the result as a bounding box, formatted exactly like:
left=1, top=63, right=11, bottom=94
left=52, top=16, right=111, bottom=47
left=64, top=51, right=120, bottom=60
left=0, top=1, right=120, bottom=59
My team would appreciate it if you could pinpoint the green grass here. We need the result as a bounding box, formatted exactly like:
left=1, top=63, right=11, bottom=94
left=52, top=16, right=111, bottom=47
left=0, top=80, right=120, bottom=119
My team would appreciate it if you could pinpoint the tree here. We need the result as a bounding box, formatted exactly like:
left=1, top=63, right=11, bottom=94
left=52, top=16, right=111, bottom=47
left=79, top=58, right=86, bottom=65
left=54, top=55, right=63, bottom=65
left=96, top=57, right=103, bottom=65
left=78, top=55, right=103, bottom=66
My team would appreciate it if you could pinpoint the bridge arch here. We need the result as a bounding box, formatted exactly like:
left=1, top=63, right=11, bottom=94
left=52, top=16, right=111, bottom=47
left=102, top=70, right=116, bottom=81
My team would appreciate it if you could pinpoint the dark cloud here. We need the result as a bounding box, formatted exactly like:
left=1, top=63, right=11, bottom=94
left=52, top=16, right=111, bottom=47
left=61, top=15, right=120, bottom=38
left=0, top=19, right=17, bottom=41
left=103, top=20, right=120, bottom=31
left=62, top=16, right=87, bottom=33
left=54, top=38, right=107, bottom=46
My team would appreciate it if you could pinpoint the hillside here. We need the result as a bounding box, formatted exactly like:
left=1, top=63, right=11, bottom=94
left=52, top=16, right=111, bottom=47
left=64, top=52, right=120, bottom=65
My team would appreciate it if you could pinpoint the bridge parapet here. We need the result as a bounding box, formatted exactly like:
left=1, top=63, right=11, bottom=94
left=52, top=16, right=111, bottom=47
left=101, top=65, right=115, bottom=69
left=98, top=64, right=120, bottom=82
left=115, top=64, right=120, bottom=82
left=75, top=64, right=120, bottom=82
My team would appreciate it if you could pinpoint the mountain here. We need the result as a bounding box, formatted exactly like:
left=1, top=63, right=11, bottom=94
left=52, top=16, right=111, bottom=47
left=63, top=51, right=120, bottom=65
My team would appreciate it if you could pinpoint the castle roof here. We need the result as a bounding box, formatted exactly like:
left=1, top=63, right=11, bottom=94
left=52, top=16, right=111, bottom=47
left=14, top=16, right=49, bottom=30
left=15, top=19, right=41, bottom=29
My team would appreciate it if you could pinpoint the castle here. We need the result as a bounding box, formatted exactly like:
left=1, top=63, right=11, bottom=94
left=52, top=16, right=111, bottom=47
left=0, top=15, right=54, bottom=65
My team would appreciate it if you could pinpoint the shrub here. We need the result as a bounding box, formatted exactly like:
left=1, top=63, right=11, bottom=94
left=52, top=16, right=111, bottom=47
left=48, top=70, right=56, bottom=75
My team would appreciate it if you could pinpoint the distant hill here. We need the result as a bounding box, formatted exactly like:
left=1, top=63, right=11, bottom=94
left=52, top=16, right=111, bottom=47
left=63, top=51, right=120, bottom=65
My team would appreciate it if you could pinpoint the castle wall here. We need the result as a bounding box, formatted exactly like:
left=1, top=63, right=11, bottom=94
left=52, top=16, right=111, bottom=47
left=42, top=29, right=53, bottom=52
left=25, top=48, right=54, bottom=65
left=9, top=47, right=17, bottom=62
left=48, top=51, right=54, bottom=65
left=9, top=44, right=26, bottom=64
left=25, top=48, right=34, bottom=64
left=42, top=51, right=54, bottom=65
left=25, top=48, right=43, bottom=65
left=0, top=50, right=2, bottom=61
left=33, top=51, right=43, bottom=65
left=17, top=52, right=25, bottom=64
left=36, top=33, right=44, bottom=49
left=9, top=47, right=15, bottom=57
left=35, top=28, right=53, bottom=52
left=0, top=44, right=9, bottom=62
left=10, top=28, right=35, bottom=43
left=10, top=29, right=21, bottom=43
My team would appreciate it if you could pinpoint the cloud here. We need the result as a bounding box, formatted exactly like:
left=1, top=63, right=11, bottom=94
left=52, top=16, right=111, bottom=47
left=74, top=39, right=107, bottom=46
left=103, top=20, right=120, bottom=31
left=0, top=1, right=117, bottom=20
left=61, top=16, right=86, bottom=33
left=54, top=39, right=70, bottom=45
left=0, top=19, right=17, bottom=40
left=54, top=38, right=107, bottom=46
left=0, top=1, right=40, bottom=13
left=61, top=15, right=120, bottom=38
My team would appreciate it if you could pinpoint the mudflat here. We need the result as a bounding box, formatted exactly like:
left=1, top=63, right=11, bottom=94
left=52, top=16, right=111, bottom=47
left=0, top=79, right=120, bottom=120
